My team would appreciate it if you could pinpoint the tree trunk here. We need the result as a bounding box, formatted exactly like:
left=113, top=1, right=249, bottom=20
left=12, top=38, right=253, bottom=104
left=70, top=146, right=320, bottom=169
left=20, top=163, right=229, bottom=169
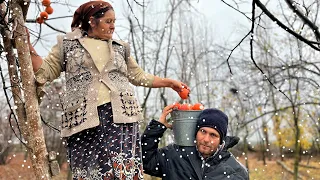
left=293, top=108, right=300, bottom=180
left=279, top=140, right=284, bottom=161
left=260, top=134, right=266, bottom=165
left=244, top=126, right=249, bottom=170
left=0, top=146, right=14, bottom=165
left=262, top=121, right=271, bottom=161
left=7, top=1, right=52, bottom=179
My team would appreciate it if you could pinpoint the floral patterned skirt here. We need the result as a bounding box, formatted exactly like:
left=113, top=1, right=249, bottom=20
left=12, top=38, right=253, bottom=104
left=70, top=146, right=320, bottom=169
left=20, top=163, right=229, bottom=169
left=66, top=102, right=144, bottom=180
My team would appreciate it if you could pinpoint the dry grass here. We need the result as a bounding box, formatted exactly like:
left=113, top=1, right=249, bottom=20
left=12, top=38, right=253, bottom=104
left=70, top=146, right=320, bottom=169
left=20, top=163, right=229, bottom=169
left=238, top=155, right=320, bottom=180
left=0, top=153, right=68, bottom=180
left=1, top=153, right=319, bottom=180
left=282, top=159, right=320, bottom=180
left=246, top=160, right=295, bottom=180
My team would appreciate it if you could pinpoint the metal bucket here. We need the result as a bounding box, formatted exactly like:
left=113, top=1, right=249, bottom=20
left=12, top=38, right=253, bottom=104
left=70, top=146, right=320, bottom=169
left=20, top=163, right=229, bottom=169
left=170, top=110, right=203, bottom=146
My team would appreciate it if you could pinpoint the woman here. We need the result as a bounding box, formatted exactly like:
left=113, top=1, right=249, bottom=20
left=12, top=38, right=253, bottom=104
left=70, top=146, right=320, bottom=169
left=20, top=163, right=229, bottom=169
left=28, top=1, right=188, bottom=179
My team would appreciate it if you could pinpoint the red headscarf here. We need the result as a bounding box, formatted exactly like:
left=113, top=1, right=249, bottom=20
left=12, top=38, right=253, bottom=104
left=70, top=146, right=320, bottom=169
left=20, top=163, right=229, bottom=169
left=71, top=1, right=113, bottom=31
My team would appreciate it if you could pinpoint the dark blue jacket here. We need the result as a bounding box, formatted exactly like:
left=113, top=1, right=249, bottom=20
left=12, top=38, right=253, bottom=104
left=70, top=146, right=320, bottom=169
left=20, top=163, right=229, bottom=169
left=141, top=120, right=249, bottom=180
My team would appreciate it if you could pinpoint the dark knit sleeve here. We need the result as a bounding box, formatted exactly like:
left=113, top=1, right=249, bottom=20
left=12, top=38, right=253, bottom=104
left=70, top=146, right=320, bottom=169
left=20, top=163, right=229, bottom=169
left=141, top=120, right=168, bottom=177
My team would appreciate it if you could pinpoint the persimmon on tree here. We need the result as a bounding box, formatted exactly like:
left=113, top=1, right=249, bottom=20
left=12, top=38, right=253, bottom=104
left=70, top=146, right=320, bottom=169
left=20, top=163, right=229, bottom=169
left=40, top=11, right=48, bottom=19
left=36, top=0, right=53, bottom=24
left=42, top=0, right=51, bottom=7
left=45, top=6, right=53, bottom=14
left=36, top=17, right=44, bottom=24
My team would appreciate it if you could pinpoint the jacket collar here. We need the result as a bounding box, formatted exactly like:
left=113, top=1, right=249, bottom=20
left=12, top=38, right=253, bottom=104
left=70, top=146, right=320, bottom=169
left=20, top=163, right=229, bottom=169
left=204, top=136, right=239, bottom=164
left=63, top=28, right=126, bottom=73
left=224, top=136, right=240, bottom=149
left=177, top=136, right=240, bottom=180
left=184, top=146, right=203, bottom=180
left=64, top=28, right=83, bottom=40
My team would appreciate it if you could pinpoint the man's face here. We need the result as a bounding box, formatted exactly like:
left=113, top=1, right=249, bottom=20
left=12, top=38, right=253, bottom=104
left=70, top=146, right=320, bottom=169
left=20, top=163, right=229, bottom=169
left=196, top=127, right=220, bottom=158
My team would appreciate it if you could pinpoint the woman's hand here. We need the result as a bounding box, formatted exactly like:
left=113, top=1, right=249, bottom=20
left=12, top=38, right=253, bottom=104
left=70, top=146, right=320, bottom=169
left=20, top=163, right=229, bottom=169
left=170, top=79, right=189, bottom=93
left=25, top=27, right=43, bottom=72
left=151, top=77, right=189, bottom=95
left=159, top=104, right=175, bottom=129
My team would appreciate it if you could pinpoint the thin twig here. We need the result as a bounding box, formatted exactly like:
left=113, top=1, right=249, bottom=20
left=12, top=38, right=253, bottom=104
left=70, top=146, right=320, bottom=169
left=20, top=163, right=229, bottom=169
left=284, top=0, right=320, bottom=43
left=254, top=0, right=320, bottom=51
left=220, top=0, right=265, bottom=29
left=133, top=0, right=145, bottom=7
left=126, top=0, right=143, bottom=32
left=226, top=31, right=251, bottom=74
left=250, top=0, right=292, bottom=103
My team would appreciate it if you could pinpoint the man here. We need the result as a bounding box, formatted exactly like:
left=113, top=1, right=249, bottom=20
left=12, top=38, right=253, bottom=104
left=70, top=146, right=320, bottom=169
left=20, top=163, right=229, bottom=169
left=141, top=104, right=249, bottom=180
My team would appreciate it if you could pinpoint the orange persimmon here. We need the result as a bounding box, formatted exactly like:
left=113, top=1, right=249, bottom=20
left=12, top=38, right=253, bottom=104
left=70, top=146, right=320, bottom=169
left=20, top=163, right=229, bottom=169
left=42, top=0, right=51, bottom=7
left=40, top=11, right=49, bottom=20
left=178, top=88, right=190, bottom=99
left=36, top=17, right=44, bottom=24
left=192, top=103, right=204, bottom=110
left=45, top=6, right=53, bottom=14
left=173, top=102, right=181, bottom=110
left=179, top=104, right=192, bottom=110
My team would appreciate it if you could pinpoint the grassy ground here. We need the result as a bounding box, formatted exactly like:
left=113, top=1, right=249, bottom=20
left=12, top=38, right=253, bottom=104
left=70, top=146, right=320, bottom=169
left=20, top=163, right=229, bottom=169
left=240, top=156, right=320, bottom=180
left=1, top=153, right=319, bottom=180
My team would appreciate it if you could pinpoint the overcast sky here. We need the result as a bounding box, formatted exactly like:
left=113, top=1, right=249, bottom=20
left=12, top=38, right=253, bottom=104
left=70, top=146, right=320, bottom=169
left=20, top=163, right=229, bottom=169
left=26, top=0, right=252, bottom=55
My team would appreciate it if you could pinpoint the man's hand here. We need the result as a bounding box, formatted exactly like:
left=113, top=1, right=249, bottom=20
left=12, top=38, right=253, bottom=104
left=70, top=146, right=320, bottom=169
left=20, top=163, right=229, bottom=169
left=159, top=104, right=175, bottom=129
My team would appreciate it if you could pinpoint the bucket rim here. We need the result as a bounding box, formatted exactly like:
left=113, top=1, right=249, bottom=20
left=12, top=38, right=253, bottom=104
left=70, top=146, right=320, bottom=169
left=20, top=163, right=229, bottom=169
left=172, top=109, right=203, bottom=112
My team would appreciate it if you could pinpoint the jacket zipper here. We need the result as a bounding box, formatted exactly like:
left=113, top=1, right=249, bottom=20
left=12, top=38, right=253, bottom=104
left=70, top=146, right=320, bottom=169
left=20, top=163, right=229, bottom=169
left=201, top=158, right=205, bottom=179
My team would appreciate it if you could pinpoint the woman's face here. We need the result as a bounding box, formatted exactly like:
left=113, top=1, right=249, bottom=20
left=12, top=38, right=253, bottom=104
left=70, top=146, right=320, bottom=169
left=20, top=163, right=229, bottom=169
left=89, top=10, right=115, bottom=40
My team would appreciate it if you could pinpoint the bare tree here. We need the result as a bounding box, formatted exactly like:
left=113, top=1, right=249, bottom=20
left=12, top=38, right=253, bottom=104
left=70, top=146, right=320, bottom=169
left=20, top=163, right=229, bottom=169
left=1, top=0, right=51, bottom=179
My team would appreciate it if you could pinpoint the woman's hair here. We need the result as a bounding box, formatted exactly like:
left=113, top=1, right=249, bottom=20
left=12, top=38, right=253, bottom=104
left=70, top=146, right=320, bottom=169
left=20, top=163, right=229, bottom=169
left=71, top=1, right=113, bottom=32
left=92, top=6, right=113, bottom=19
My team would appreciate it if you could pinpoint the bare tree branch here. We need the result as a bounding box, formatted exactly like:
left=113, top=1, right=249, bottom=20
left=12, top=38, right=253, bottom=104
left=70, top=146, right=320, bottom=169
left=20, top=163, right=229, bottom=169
left=220, top=0, right=266, bottom=29
left=250, top=0, right=292, bottom=103
left=254, top=0, right=320, bottom=51
left=284, top=0, right=320, bottom=42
